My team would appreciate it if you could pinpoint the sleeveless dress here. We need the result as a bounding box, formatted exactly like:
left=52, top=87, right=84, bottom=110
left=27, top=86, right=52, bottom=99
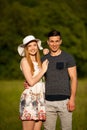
left=19, top=61, right=46, bottom=121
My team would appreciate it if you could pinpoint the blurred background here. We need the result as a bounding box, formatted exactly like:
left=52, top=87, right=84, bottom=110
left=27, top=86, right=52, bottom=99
left=0, top=0, right=87, bottom=130
left=0, top=0, right=87, bottom=79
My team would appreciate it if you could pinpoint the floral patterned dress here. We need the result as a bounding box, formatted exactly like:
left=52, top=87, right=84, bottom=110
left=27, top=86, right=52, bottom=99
left=19, top=61, right=46, bottom=121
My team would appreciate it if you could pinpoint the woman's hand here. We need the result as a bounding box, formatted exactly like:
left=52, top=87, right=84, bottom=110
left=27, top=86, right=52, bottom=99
left=43, top=48, right=49, bottom=55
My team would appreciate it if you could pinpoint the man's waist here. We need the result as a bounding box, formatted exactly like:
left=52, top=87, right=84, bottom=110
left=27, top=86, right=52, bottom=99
left=45, top=94, right=70, bottom=101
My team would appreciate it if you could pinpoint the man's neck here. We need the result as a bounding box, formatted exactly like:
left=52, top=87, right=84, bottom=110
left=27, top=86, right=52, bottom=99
left=50, top=49, right=61, bottom=56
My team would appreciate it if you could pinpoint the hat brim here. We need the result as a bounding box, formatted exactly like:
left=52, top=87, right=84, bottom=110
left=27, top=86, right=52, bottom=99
left=17, top=45, right=25, bottom=56
left=17, top=39, right=43, bottom=56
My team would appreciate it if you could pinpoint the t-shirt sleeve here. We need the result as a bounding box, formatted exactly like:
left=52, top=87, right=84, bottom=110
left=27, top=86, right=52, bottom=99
left=67, top=55, right=76, bottom=68
left=41, top=57, right=44, bottom=62
left=41, top=55, right=47, bottom=62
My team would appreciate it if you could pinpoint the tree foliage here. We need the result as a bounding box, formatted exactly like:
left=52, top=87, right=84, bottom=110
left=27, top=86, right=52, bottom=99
left=0, top=0, right=87, bottom=79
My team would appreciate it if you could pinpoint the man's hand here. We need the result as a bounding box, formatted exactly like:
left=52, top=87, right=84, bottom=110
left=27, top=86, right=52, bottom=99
left=24, top=80, right=30, bottom=89
left=67, top=98, right=75, bottom=112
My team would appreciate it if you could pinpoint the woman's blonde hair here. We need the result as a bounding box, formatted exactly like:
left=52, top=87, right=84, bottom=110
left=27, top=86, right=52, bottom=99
left=24, top=44, right=42, bottom=75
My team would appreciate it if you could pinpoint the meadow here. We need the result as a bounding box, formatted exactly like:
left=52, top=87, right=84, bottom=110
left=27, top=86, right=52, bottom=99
left=0, top=79, right=87, bottom=130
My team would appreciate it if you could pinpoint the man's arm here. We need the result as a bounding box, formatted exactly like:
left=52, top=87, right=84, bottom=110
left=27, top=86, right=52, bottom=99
left=67, top=66, right=78, bottom=112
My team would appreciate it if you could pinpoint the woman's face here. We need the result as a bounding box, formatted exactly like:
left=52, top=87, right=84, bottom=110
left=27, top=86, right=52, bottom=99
left=27, top=41, right=38, bottom=56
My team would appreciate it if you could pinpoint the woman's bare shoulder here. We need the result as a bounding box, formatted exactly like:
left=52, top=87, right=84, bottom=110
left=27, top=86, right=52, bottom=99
left=21, top=57, right=27, bottom=63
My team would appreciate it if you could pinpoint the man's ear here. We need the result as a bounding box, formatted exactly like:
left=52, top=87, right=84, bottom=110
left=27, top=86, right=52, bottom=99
left=60, top=39, right=62, bottom=45
left=47, top=40, right=49, bottom=45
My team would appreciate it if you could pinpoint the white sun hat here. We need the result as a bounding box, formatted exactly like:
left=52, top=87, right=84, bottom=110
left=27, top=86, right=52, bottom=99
left=17, top=35, right=43, bottom=56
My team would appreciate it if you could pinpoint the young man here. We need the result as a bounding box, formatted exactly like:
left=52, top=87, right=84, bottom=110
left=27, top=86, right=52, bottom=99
left=42, top=30, right=78, bottom=130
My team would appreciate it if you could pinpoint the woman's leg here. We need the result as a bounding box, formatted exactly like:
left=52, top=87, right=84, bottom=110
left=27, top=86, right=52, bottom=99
left=22, top=120, right=35, bottom=130
left=34, top=121, right=42, bottom=130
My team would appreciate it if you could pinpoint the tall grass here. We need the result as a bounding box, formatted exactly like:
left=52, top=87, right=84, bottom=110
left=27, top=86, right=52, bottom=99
left=0, top=79, right=87, bottom=130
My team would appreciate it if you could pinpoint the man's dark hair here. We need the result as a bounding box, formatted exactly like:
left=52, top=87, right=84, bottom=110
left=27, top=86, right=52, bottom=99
left=47, top=30, right=61, bottom=39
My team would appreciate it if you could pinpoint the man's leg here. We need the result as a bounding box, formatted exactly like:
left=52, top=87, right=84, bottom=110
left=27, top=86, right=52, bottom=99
left=43, top=100, right=57, bottom=130
left=58, top=99, right=72, bottom=130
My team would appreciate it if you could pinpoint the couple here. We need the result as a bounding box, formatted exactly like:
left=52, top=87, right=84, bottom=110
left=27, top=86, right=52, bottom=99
left=17, top=30, right=77, bottom=130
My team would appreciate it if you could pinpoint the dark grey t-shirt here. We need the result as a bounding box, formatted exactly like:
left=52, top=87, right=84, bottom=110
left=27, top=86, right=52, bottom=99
left=41, top=51, right=76, bottom=101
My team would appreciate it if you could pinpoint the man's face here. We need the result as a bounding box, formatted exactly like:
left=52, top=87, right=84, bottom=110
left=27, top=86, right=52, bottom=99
left=47, top=36, right=62, bottom=52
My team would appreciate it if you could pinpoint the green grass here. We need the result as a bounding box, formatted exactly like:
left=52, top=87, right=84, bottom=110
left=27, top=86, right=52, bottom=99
left=0, top=80, right=23, bottom=130
left=0, top=79, right=87, bottom=130
left=72, top=79, right=87, bottom=130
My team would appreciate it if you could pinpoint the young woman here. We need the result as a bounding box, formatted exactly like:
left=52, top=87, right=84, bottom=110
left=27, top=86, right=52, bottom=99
left=17, top=35, right=49, bottom=130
